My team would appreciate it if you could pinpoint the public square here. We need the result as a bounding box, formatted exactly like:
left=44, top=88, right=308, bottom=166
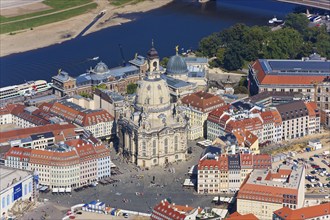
left=25, top=141, right=222, bottom=219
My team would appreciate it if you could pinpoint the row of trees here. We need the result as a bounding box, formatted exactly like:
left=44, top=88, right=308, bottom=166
left=198, top=13, right=330, bottom=71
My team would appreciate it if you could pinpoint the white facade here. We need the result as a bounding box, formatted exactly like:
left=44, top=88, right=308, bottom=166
left=85, top=121, right=113, bottom=139
left=97, top=155, right=111, bottom=180
left=0, top=112, right=12, bottom=125
left=0, top=167, right=34, bottom=217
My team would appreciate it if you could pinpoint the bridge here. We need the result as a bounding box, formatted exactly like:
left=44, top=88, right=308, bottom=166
left=276, top=0, right=330, bottom=11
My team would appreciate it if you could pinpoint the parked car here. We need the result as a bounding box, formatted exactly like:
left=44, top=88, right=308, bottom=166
left=309, top=157, right=314, bottom=161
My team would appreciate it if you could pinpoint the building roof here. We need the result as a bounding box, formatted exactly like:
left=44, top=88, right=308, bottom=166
left=0, top=165, right=33, bottom=192
left=238, top=165, right=304, bottom=203
left=166, top=54, right=189, bottom=75
left=151, top=199, right=188, bottom=220
left=273, top=203, right=330, bottom=219
left=161, top=75, right=192, bottom=89
left=181, top=91, right=225, bottom=112
left=46, top=100, right=114, bottom=126
left=252, top=59, right=330, bottom=85
left=0, top=124, right=76, bottom=143
left=276, top=101, right=309, bottom=121
left=184, top=57, right=208, bottom=64
left=305, top=101, right=318, bottom=117
left=227, top=212, right=259, bottom=220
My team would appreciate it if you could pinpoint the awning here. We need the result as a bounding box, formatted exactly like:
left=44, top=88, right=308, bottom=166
left=52, top=188, right=59, bottom=193
left=40, top=186, right=49, bottom=192
left=183, top=179, right=195, bottom=187
left=59, top=188, right=65, bottom=193
left=65, top=187, right=72, bottom=193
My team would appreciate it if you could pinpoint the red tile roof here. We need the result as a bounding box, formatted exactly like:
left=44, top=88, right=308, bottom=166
left=253, top=60, right=327, bottom=85
left=151, top=200, right=188, bottom=220
left=207, top=105, right=231, bottom=123
left=305, top=101, right=318, bottom=117
left=181, top=91, right=225, bottom=112
left=227, top=212, right=259, bottom=220
left=273, top=202, right=330, bottom=219
left=0, top=124, right=76, bottom=143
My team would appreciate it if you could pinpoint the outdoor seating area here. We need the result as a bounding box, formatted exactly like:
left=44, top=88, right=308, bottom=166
left=99, top=178, right=119, bottom=185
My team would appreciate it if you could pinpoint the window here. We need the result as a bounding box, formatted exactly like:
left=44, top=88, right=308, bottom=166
left=153, top=140, right=157, bottom=156
left=164, top=138, right=168, bottom=154
left=24, top=184, right=27, bottom=196
left=174, top=136, right=178, bottom=151
left=7, top=194, right=10, bottom=206
left=2, top=197, right=5, bottom=208
left=142, top=141, right=146, bottom=157
left=29, top=182, right=32, bottom=193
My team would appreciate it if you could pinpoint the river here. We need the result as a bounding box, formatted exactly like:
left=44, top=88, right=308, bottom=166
left=0, top=0, right=296, bottom=87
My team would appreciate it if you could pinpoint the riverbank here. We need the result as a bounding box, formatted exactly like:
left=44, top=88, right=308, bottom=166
left=0, top=0, right=173, bottom=57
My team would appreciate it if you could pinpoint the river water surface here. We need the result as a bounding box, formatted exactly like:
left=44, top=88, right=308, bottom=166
left=0, top=0, right=296, bottom=87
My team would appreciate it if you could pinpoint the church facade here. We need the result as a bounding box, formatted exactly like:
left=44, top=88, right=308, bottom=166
left=118, top=45, right=188, bottom=168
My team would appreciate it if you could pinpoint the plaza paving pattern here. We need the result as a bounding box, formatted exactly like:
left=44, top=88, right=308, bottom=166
left=37, top=143, right=220, bottom=215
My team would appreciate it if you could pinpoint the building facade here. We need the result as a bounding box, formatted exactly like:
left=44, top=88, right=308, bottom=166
left=273, top=202, right=330, bottom=220
left=179, top=91, right=225, bottom=140
left=197, top=152, right=271, bottom=194
left=4, top=138, right=111, bottom=189
left=118, top=72, right=188, bottom=168
left=0, top=166, right=34, bottom=218
left=248, top=54, right=330, bottom=127
left=237, top=165, right=305, bottom=220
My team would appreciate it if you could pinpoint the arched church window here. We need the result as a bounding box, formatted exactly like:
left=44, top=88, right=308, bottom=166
left=158, top=85, right=161, bottom=90
left=160, top=97, right=163, bottom=104
left=153, top=140, right=157, bottom=156
left=145, top=98, right=150, bottom=105
left=142, top=141, right=146, bottom=157
left=164, top=138, right=168, bottom=154
left=147, top=85, right=151, bottom=91
left=174, top=136, right=178, bottom=151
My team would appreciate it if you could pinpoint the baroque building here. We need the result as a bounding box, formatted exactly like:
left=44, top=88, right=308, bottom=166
left=117, top=68, right=188, bottom=167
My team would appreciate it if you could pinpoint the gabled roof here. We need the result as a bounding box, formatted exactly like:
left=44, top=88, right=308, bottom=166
left=181, top=91, right=225, bottom=112
left=274, top=202, right=330, bottom=219
left=227, top=212, right=259, bottom=220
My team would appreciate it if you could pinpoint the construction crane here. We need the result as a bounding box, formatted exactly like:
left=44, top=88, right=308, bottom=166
left=118, top=44, right=126, bottom=67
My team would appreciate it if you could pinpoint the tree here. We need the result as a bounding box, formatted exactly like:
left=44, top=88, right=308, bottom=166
left=79, top=92, right=92, bottom=99
left=223, top=48, right=244, bottom=71
left=92, top=84, right=107, bottom=90
left=199, top=33, right=222, bottom=57
left=285, top=13, right=309, bottom=34
left=263, top=28, right=303, bottom=59
left=215, top=47, right=226, bottom=66
left=127, top=83, right=138, bottom=94
left=160, top=57, right=169, bottom=67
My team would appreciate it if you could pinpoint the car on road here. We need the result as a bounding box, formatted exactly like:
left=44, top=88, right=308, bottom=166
left=309, top=157, right=314, bottom=161
left=311, top=170, right=316, bottom=174
left=314, top=154, right=319, bottom=158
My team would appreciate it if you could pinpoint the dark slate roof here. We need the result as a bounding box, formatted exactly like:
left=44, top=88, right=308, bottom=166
left=248, top=91, right=301, bottom=103
left=259, top=59, right=330, bottom=76
left=275, top=100, right=308, bottom=121
left=31, top=132, right=54, bottom=140
left=219, top=133, right=237, bottom=145
left=161, top=75, right=192, bottom=89
left=231, top=101, right=254, bottom=111
left=129, top=55, right=146, bottom=66
left=166, top=55, right=189, bottom=75
left=228, top=154, right=241, bottom=170
left=52, top=71, right=72, bottom=82
left=202, top=146, right=222, bottom=157
left=184, top=57, right=208, bottom=63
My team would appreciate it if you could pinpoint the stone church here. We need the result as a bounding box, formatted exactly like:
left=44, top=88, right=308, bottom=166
left=117, top=44, right=188, bottom=168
